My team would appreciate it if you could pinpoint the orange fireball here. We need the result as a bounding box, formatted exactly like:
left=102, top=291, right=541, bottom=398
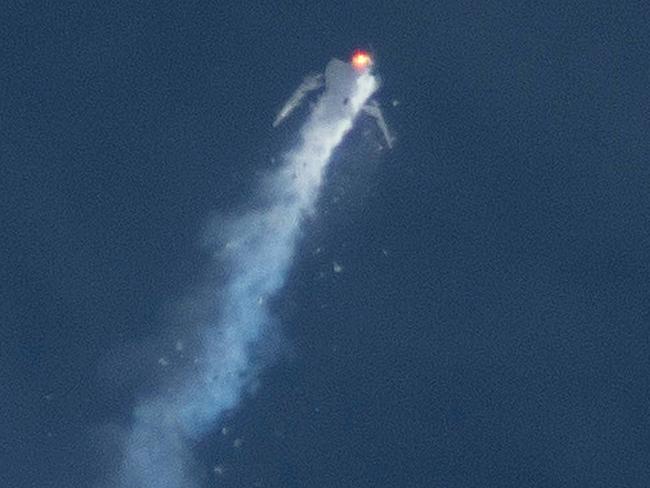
left=351, top=50, right=372, bottom=71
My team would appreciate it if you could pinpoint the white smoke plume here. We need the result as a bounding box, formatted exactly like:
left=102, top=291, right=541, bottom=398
left=105, top=62, right=379, bottom=488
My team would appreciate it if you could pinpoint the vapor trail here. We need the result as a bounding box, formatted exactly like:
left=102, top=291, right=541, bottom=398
left=107, top=63, right=379, bottom=488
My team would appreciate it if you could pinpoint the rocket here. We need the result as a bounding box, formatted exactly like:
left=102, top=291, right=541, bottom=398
left=273, top=50, right=394, bottom=148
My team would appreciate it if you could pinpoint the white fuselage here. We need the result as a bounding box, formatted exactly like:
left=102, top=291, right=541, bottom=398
left=319, top=58, right=375, bottom=122
left=285, top=59, right=378, bottom=204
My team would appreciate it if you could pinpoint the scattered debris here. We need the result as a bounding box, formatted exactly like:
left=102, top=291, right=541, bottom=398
left=213, top=464, right=225, bottom=476
left=175, top=340, right=184, bottom=352
left=392, top=99, right=399, bottom=106
left=158, top=357, right=169, bottom=367
left=333, top=262, right=343, bottom=273
left=221, top=426, right=229, bottom=436
left=233, top=438, right=244, bottom=448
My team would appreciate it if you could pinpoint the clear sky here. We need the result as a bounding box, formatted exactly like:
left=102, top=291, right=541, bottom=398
left=2, top=2, right=649, bottom=487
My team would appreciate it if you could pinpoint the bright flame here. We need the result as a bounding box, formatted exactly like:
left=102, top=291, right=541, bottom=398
left=351, top=50, right=372, bottom=71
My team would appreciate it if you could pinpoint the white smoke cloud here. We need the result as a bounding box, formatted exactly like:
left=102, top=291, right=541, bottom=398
left=102, top=63, right=379, bottom=488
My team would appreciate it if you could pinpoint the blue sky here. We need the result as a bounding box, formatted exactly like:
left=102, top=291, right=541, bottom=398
left=2, top=2, right=649, bottom=487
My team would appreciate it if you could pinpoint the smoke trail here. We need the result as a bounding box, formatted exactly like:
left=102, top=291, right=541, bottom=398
left=107, top=65, right=378, bottom=488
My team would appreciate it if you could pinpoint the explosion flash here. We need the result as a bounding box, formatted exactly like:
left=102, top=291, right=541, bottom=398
left=351, top=50, right=372, bottom=71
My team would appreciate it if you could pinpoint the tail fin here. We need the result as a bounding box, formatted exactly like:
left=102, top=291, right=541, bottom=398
left=273, top=74, right=323, bottom=127
left=362, top=100, right=395, bottom=148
